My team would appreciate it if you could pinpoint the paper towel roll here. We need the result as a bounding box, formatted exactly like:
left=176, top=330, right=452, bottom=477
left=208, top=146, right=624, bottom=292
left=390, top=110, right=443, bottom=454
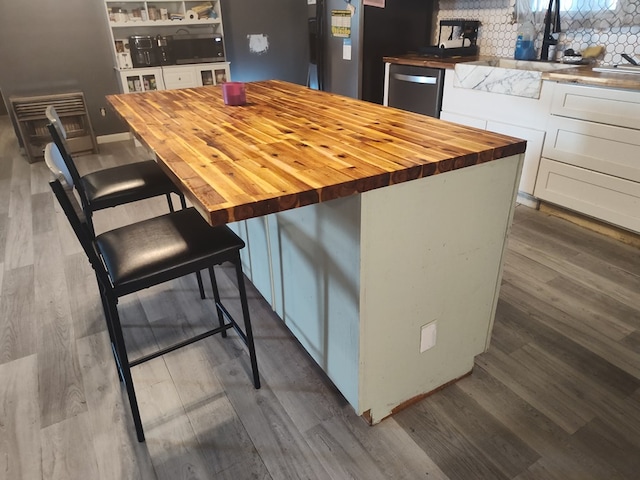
left=439, top=38, right=470, bottom=49
left=186, top=9, right=197, bottom=20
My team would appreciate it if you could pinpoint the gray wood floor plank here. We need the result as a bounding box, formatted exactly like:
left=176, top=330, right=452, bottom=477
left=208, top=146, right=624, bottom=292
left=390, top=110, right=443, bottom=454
left=63, top=253, right=105, bottom=339
left=5, top=156, right=34, bottom=269
left=546, top=273, right=640, bottom=330
left=40, top=413, right=101, bottom=480
left=163, top=344, right=271, bottom=478
left=504, top=251, right=635, bottom=340
left=495, top=298, right=640, bottom=397
left=507, top=234, right=640, bottom=317
left=30, top=161, right=51, bottom=195
left=0, top=213, right=8, bottom=263
left=217, top=361, right=333, bottom=480
left=457, top=366, right=628, bottom=480
left=76, top=331, right=157, bottom=480
left=502, top=247, right=560, bottom=285
left=394, top=395, right=511, bottom=480
left=428, top=385, right=541, bottom=478
left=132, top=359, right=214, bottom=480
left=34, top=226, right=87, bottom=428
left=476, top=345, right=595, bottom=434
left=304, top=416, right=392, bottom=480
left=238, top=292, right=344, bottom=435
left=571, top=417, right=640, bottom=479
left=517, top=210, right=640, bottom=273
left=335, top=415, right=451, bottom=480
left=500, top=281, right=640, bottom=379
left=31, top=191, right=57, bottom=236
left=0, top=265, right=36, bottom=364
left=621, top=330, right=640, bottom=354
left=0, top=354, right=42, bottom=480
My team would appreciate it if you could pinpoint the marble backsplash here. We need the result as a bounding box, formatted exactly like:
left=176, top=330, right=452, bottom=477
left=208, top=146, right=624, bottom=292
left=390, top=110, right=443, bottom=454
left=436, top=0, right=640, bottom=66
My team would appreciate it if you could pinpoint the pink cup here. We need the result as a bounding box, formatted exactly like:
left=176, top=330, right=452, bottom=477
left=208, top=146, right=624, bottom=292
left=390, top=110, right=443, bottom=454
left=222, top=82, right=246, bottom=106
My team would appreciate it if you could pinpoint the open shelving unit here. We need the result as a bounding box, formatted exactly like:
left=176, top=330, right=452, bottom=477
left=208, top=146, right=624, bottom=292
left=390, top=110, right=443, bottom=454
left=103, top=0, right=230, bottom=93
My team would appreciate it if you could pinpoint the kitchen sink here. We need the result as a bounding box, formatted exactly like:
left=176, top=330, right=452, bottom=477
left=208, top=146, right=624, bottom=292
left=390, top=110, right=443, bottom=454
left=454, top=58, right=580, bottom=99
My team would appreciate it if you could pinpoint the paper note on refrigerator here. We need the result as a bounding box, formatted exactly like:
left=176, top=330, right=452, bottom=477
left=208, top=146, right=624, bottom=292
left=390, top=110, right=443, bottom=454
left=331, top=10, right=351, bottom=38
left=343, top=38, right=352, bottom=60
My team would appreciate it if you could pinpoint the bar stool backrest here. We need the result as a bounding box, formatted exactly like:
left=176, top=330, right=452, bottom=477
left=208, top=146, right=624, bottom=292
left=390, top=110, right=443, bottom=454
left=44, top=142, right=74, bottom=188
left=49, top=178, right=110, bottom=288
left=45, top=105, right=68, bottom=139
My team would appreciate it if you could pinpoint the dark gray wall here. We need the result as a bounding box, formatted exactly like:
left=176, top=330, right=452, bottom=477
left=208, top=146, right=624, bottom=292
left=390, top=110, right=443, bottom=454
left=0, top=0, right=125, bottom=136
left=220, top=0, right=308, bottom=85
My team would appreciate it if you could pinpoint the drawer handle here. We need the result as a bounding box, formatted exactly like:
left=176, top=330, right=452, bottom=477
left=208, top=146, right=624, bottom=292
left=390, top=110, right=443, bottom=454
left=393, top=73, right=437, bottom=84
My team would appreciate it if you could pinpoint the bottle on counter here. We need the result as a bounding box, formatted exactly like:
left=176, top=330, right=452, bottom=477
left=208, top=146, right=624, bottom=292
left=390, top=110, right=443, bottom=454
left=514, top=21, right=537, bottom=60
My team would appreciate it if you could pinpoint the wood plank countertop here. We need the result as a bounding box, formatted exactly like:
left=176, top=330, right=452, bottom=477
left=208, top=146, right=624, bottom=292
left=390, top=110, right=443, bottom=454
left=383, top=55, right=480, bottom=69
left=107, top=80, right=526, bottom=226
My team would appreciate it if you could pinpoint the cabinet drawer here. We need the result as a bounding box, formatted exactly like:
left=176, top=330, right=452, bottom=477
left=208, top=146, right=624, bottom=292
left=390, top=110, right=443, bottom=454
left=163, top=67, right=198, bottom=89
left=534, top=158, right=640, bottom=233
left=543, top=115, right=640, bottom=182
left=551, top=83, right=640, bottom=129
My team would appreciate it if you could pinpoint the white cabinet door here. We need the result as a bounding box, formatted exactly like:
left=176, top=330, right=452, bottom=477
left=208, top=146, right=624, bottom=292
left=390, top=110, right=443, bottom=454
left=120, top=68, right=165, bottom=93
left=440, top=111, right=487, bottom=130
left=440, top=111, right=543, bottom=196
left=162, top=66, right=198, bottom=89
left=195, top=63, right=230, bottom=86
left=487, top=121, right=545, bottom=195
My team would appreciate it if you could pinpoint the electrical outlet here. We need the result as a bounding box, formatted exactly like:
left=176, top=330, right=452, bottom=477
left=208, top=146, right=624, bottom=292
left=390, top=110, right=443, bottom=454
left=420, top=321, right=437, bottom=353
left=100, top=107, right=106, bottom=117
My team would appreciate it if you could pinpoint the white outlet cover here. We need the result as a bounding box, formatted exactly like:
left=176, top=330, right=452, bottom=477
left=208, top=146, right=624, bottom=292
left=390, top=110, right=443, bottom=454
left=420, top=321, right=437, bottom=353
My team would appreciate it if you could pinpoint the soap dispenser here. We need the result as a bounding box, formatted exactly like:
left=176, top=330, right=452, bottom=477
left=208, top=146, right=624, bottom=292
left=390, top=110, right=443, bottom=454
left=514, top=21, right=536, bottom=60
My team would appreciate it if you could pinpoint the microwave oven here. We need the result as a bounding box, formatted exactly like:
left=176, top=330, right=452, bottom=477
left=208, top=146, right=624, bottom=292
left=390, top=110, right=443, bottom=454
left=168, top=34, right=225, bottom=64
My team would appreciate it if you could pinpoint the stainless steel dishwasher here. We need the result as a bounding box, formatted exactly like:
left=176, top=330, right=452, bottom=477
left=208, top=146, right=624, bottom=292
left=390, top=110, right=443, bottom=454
left=387, top=64, right=444, bottom=118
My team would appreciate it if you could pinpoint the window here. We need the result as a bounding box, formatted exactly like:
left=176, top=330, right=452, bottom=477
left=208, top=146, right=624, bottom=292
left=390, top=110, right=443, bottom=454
left=531, top=0, right=617, bottom=12
left=530, top=0, right=632, bottom=29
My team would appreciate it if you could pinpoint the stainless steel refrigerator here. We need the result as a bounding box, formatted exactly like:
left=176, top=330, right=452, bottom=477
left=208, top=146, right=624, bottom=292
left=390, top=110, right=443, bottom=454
left=221, top=0, right=434, bottom=104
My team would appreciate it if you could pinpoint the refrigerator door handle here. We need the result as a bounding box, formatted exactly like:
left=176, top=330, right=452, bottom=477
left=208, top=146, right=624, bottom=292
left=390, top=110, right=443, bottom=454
left=393, top=73, right=438, bottom=85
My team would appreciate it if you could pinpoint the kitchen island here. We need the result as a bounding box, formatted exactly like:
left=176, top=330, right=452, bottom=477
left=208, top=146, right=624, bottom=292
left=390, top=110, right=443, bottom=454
left=108, top=80, right=526, bottom=423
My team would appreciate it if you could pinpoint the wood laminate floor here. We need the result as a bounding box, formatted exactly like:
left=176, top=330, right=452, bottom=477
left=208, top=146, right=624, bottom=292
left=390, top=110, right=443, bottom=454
left=1, top=115, right=639, bottom=479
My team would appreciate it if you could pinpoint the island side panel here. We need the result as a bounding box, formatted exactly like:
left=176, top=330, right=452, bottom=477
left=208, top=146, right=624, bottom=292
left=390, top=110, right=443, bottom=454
left=358, top=154, right=523, bottom=423
left=270, top=196, right=363, bottom=408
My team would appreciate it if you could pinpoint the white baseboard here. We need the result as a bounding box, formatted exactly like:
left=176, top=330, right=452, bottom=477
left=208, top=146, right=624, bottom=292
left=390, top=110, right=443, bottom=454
left=516, top=191, right=540, bottom=209
left=96, top=132, right=132, bottom=144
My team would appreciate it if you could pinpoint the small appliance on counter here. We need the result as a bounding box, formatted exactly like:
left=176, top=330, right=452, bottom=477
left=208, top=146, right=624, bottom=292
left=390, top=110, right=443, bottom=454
left=419, top=19, right=480, bottom=58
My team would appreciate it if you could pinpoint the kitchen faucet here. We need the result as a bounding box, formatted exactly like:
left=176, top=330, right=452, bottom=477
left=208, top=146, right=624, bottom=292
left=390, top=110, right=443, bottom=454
left=540, top=0, right=561, bottom=61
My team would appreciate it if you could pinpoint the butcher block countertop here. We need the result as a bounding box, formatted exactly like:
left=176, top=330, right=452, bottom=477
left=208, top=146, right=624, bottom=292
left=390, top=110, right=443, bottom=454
left=383, top=54, right=479, bottom=69
left=107, top=80, right=526, bottom=226
left=545, top=66, right=640, bottom=91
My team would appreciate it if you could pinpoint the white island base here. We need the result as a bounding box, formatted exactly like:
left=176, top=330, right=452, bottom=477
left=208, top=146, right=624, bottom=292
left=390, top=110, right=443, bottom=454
left=229, top=154, right=523, bottom=424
